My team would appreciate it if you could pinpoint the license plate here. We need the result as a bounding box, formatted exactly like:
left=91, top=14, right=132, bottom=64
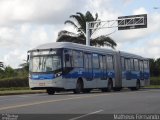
left=39, top=83, right=45, bottom=86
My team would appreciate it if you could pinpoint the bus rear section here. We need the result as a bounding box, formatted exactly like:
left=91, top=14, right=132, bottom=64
left=118, top=52, right=150, bottom=90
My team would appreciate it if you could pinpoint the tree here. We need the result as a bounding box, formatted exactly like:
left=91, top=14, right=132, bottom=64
left=57, top=11, right=117, bottom=49
left=149, top=58, right=160, bottom=76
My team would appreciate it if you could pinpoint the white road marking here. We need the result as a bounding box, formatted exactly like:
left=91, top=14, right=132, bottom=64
left=69, top=109, right=103, bottom=120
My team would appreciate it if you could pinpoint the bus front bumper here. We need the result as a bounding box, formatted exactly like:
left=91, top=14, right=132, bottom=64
left=29, top=77, right=64, bottom=89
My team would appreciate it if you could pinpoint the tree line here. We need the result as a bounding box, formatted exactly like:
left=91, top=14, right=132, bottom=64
left=149, top=58, right=160, bottom=77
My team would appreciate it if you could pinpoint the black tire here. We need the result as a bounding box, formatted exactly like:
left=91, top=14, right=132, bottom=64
left=101, top=88, right=107, bottom=92
left=47, top=88, right=55, bottom=95
left=130, top=81, right=140, bottom=91
left=113, top=87, right=122, bottom=91
left=73, top=80, right=83, bottom=94
left=83, top=89, right=91, bottom=93
left=135, top=81, right=140, bottom=90
left=107, top=80, right=113, bottom=92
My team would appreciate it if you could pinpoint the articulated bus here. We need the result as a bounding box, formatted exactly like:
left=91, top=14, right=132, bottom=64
left=28, top=42, right=150, bottom=95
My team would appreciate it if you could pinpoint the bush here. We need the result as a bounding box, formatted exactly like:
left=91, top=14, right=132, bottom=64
left=150, top=77, right=160, bottom=85
left=0, top=77, right=28, bottom=88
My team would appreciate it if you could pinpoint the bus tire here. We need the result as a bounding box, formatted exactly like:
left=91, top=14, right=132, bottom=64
left=113, top=87, right=122, bottom=91
left=83, top=89, right=91, bottom=93
left=107, top=79, right=113, bottom=92
left=101, top=88, right=107, bottom=92
left=73, top=79, right=83, bottom=94
left=130, top=80, right=140, bottom=91
left=47, top=88, right=55, bottom=95
left=135, top=80, right=140, bottom=90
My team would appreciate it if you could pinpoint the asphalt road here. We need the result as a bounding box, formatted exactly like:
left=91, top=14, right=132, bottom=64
left=0, top=89, right=160, bottom=115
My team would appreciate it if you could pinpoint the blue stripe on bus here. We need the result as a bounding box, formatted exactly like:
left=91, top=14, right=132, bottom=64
left=31, top=74, right=55, bottom=80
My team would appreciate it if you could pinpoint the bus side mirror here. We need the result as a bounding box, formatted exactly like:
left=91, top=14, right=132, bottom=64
left=65, top=54, right=70, bottom=61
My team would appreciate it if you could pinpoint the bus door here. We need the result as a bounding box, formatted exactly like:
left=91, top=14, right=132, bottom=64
left=101, top=55, right=107, bottom=79
left=97, top=55, right=107, bottom=88
left=125, top=58, right=131, bottom=80
left=92, top=53, right=101, bottom=88
left=84, top=53, right=95, bottom=88
left=139, top=60, right=144, bottom=80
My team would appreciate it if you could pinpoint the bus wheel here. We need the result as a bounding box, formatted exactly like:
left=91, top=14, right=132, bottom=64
left=47, top=88, right=55, bottom=95
left=83, top=89, right=91, bottom=93
left=113, top=87, right=122, bottom=91
left=135, top=81, right=140, bottom=90
left=130, top=81, right=140, bottom=91
left=74, top=80, right=83, bottom=94
left=101, top=88, right=107, bottom=92
left=107, top=80, right=113, bottom=92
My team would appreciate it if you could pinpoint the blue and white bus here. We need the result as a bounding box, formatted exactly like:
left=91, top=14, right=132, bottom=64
left=28, top=42, right=150, bottom=95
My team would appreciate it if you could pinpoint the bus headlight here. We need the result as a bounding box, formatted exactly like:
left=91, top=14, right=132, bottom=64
left=55, top=73, right=61, bottom=77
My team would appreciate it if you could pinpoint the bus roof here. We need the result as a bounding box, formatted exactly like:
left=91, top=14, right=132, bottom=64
left=28, top=42, right=116, bottom=55
left=28, top=42, right=148, bottom=60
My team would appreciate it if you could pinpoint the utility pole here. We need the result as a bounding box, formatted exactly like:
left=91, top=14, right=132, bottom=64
left=86, top=22, right=90, bottom=46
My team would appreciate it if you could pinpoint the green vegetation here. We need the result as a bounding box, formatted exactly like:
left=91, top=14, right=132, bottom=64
left=145, top=85, right=160, bottom=89
left=149, top=58, right=160, bottom=77
left=150, top=76, right=160, bottom=85
left=0, top=87, right=29, bottom=91
left=0, top=77, right=28, bottom=88
left=0, top=89, right=45, bottom=96
left=0, top=62, right=29, bottom=88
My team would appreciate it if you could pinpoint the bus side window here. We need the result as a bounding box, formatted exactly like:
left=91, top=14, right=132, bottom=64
left=64, top=49, right=72, bottom=67
left=72, top=50, right=84, bottom=68
left=106, top=55, right=114, bottom=70
left=144, top=60, right=148, bottom=71
left=139, top=60, right=144, bottom=71
left=134, top=59, right=139, bottom=71
left=121, top=57, right=125, bottom=71
left=84, top=53, right=91, bottom=69
left=84, top=54, right=88, bottom=69
left=125, top=58, right=131, bottom=71
left=102, top=55, right=106, bottom=71
left=130, top=59, right=134, bottom=70
left=92, top=53, right=99, bottom=69
left=99, top=55, right=103, bottom=70
left=88, top=54, right=92, bottom=69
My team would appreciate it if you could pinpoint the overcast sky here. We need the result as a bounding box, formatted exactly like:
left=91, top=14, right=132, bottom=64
left=0, top=0, right=160, bottom=68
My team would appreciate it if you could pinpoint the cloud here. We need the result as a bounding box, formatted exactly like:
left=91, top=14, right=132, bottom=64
left=133, top=7, right=148, bottom=14
left=0, top=24, right=60, bottom=67
left=122, top=0, right=133, bottom=6
left=112, top=7, right=160, bottom=43
left=3, top=49, right=26, bottom=68
left=0, top=0, right=87, bottom=25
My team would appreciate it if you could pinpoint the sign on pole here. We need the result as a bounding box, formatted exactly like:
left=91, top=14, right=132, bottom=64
left=118, top=14, right=147, bottom=30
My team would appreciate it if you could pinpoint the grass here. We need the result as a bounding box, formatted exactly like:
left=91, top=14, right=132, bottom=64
left=0, top=87, right=46, bottom=96
left=0, top=90, right=46, bottom=96
left=150, top=76, right=160, bottom=85
left=144, top=85, right=160, bottom=89
left=0, top=87, right=30, bottom=91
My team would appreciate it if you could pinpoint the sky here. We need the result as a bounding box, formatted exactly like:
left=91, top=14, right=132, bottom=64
left=0, top=0, right=160, bottom=68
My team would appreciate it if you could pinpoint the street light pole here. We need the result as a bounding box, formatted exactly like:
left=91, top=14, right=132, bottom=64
left=86, top=22, right=90, bottom=46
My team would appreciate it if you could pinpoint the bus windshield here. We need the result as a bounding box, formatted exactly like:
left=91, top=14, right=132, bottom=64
left=30, top=55, right=61, bottom=73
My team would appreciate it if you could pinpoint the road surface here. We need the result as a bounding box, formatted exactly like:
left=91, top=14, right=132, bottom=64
left=0, top=89, right=160, bottom=120
left=0, top=89, right=159, bottom=114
